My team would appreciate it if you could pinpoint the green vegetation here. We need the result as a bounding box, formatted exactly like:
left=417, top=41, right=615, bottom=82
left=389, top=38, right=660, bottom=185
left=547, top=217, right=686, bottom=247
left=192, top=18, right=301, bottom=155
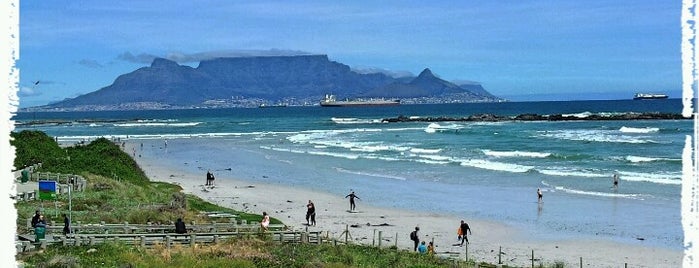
left=13, top=130, right=562, bottom=267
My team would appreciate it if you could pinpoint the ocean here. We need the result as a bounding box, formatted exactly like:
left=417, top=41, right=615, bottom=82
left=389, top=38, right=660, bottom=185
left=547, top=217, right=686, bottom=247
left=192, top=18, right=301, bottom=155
left=13, top=99, right=689, bottom=250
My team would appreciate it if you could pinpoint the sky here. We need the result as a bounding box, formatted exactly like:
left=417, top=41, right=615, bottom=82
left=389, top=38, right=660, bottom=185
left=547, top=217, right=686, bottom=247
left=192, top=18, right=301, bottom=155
left=15, top=0, right=682, bottom=107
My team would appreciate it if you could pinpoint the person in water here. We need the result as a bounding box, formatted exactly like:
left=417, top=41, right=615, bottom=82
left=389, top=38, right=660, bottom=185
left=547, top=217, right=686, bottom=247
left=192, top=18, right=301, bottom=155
left=537, top=188, right=543, bottom=202
left=613, top=173, right=619, bottom=189
left=345, top=191, right=360, bottom=211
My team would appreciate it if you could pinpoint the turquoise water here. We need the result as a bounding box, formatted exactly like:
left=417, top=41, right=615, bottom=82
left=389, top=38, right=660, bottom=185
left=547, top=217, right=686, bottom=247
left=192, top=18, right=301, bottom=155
left=13, top=99, right=689, bottom=249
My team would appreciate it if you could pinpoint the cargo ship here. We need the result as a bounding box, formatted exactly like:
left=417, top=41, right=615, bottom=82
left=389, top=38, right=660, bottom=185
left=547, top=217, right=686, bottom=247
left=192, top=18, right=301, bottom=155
left=319, top=94, right=400, bottom=107
left=633, top=93, right=668, bottom=100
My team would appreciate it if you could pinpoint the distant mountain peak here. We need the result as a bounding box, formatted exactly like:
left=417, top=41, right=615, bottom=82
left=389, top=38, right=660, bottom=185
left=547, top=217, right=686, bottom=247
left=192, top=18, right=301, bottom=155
left=417, top=68, right=435, bottom=78
left=151, top=57, right=179, bottom=68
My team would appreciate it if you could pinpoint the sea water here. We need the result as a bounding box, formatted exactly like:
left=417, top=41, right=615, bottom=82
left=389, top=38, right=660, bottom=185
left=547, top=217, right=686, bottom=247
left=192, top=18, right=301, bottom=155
left=13, top=99, right=689, bottom=250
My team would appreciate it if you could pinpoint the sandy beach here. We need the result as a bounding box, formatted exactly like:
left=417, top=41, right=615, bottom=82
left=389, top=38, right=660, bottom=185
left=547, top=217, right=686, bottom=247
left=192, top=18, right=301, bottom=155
left=125, top=141, right=682, bottom=268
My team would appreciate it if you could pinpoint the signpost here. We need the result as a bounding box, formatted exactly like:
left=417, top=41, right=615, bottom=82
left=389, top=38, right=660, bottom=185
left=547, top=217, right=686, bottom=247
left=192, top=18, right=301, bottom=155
left=38, top=181, right=57, bottom=200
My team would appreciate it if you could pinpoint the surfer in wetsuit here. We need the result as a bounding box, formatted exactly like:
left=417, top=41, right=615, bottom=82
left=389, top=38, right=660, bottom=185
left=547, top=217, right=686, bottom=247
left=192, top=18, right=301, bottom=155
left=345, top=191, right=360, bottom=211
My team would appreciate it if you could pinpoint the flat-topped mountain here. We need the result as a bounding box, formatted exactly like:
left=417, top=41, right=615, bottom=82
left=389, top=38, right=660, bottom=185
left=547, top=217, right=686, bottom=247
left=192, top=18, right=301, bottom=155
left=34, top=55, right=504, bottom=111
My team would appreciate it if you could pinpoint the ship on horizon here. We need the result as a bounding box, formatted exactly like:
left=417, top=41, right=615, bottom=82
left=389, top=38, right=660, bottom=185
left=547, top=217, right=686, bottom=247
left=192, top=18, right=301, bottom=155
left=319, top=94, right=400, bottom=107
left=633, top=93, right=668, bottom=100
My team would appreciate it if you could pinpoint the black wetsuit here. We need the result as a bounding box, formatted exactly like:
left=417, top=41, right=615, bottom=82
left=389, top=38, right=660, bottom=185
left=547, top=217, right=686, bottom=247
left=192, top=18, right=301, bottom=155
left=345, top=193, right=360, bottom=211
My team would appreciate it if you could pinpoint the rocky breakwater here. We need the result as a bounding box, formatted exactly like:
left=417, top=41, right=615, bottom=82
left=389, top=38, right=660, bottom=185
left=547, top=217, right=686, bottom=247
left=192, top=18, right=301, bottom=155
left=381, top=112, right=689, bottom=123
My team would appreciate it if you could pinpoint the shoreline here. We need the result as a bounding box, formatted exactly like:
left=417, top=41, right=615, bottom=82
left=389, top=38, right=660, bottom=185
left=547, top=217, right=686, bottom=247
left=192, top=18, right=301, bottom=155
left=127, top=141, right=682, bottom=268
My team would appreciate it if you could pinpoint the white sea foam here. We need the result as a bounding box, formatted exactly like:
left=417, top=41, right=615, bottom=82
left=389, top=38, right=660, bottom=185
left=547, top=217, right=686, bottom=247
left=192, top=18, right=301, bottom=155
left=538, top=129, right=654, bottom=144
left=541, top=181, right=645, bottom=199
left=625, top=155, right=680, bottom=163
left=410, top=148, right=442, bottom=154
left=115, top=122, right=201, bottom=127
left=459, top=159, right=533, bottom=173
left=537, top=168, right=608, bottom=178
left=561, top=111, right=593, bottom=118
left=619, top=126, right=660, bottom=133
left=482, top=149, right=551, bottom=158
left=424, top=123, right=464, bottom=133
left=331, top=117, right=383, bottom=124
left=334, top=167, right=407, bottom=181
left=617, top=171, right=682, bottom=185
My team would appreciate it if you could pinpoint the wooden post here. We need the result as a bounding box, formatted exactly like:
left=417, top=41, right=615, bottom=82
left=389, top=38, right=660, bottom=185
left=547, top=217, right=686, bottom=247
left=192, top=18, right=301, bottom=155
left=190, top=234, right=195, bottom=247
left=166, top=236, right=172, bottom=249
left=531, top=250, right=534, bottom=268
left=345, top=225, right=349, bottom=244
left=465, top=240, right=468, bottom=263
left=372, top=229, right=376, bottom=246
left=89, top=237, right=95, bottom=245
left=579, top=257, right=582, bottom=268
left=394, top=232, right=398, bottom=249
left=301, top=232, right=308, bottom=244
left=213, top=235, right=219, bottom=244
left=140, top=236, right=146, bottom=247
left=498, top=246, right=502, bottom=264
left=378, top=231, right=383, bottom=247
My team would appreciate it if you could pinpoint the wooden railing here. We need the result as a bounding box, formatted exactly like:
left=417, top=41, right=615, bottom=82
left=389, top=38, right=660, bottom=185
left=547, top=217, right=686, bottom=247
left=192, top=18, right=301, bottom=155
left=17, top=223, right=322, bottom=253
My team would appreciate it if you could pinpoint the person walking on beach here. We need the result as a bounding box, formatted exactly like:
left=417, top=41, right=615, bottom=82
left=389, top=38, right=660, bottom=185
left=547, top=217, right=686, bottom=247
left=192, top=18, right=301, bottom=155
left=345, top=191, right=360, bottom=211
left=260, top=212, right=270, bottom=232
left=306, top=200, right=316, bottom=226
left=537, top=188, right=543, bottom=202
left=410, top=226, right=420, bottom=251
left=613, top=173, right=619, bottom=190
left=206, top=170, right=212, bottom=186
left=459, top=220, right=472, bottom=246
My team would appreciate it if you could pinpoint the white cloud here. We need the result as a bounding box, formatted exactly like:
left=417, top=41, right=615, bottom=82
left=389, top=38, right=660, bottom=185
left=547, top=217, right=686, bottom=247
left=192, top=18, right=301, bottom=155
left=18, top=86, right=42, bottom=97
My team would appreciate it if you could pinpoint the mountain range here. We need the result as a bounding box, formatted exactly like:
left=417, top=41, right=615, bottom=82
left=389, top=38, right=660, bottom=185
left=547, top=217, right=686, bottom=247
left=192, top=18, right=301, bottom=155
left=35, top=55, right=504, bottom=111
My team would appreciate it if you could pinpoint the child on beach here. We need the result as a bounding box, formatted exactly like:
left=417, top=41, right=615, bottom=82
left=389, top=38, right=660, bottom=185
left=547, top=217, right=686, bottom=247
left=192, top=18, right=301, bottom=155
left=427, top=241, right=435, bottom=255
left=260, top=212, right=270, bottom=231
left=418, top=241, right=427, bottom=254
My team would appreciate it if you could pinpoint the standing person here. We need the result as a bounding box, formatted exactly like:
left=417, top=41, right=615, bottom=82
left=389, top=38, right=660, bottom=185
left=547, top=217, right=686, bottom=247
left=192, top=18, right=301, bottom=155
left=62, top=214, right=70, bottom=235
left=206, top=170, right=213, bottom=186
left=537, top=188, right=543, bottom=202
left=260, top=212, right=270, bottom=232
left=210, top=172, right=215, bottom=186
left=410, top=227, right=420, bottom=251
left=345, top=191, right=360, bottom=211
left=306, top=200, right=316, bottom=226
left=31, top=210, right=41, bottom=228
left=613, top=173, right=619, bottom=190
left=459, top=220, right=472, bottom=246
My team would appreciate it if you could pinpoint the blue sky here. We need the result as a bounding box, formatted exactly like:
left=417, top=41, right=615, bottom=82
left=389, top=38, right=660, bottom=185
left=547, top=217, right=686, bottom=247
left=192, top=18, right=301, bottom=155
left=16, top=1, right=682, bottom=107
